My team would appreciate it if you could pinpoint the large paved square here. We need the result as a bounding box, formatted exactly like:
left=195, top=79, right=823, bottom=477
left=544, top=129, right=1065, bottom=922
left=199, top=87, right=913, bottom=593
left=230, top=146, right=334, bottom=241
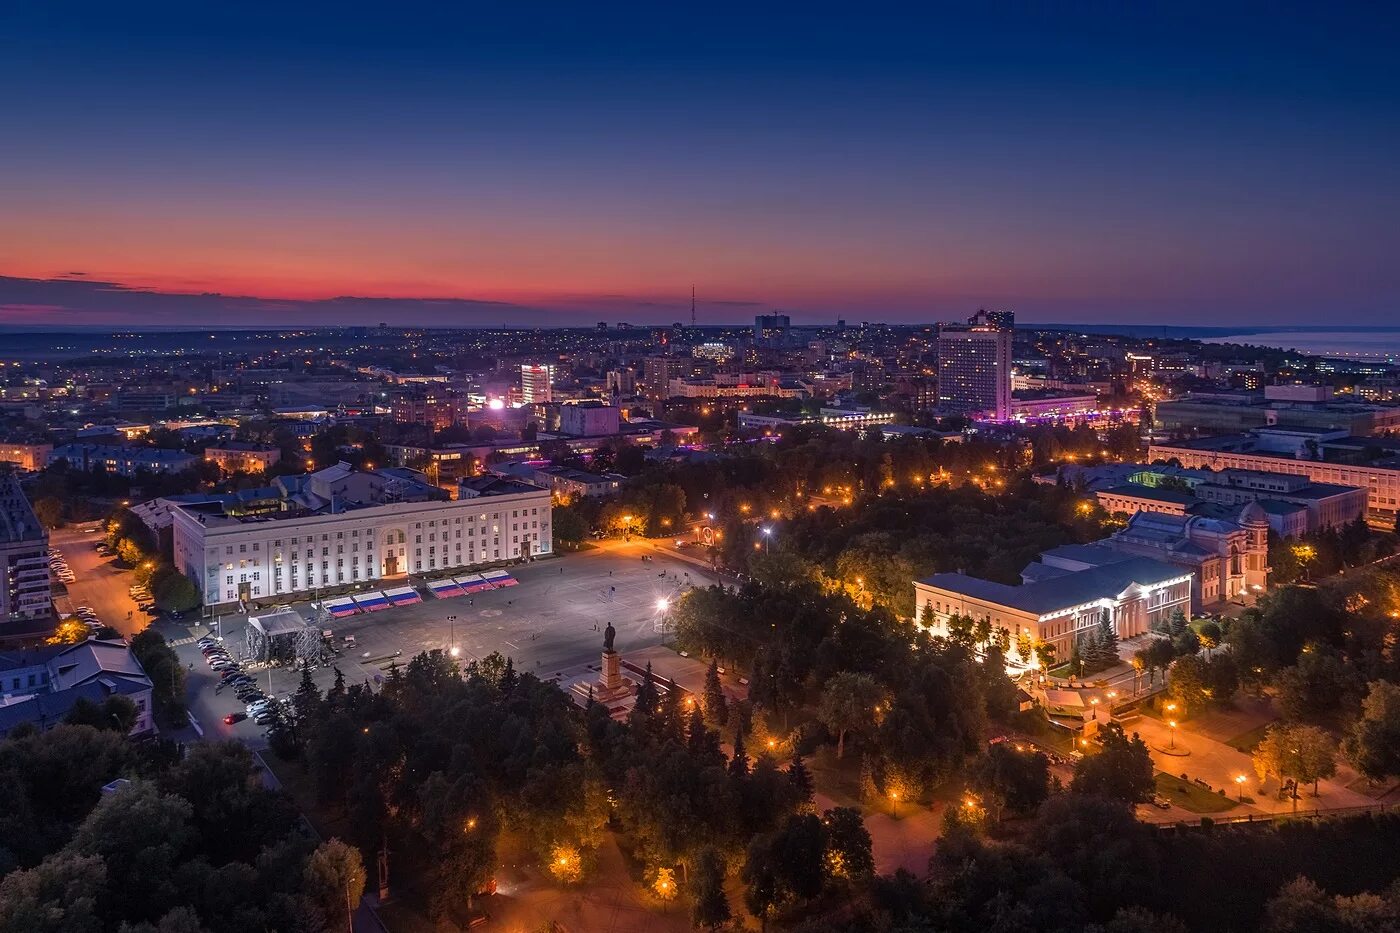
left=176, top=541, right=721, bottom=742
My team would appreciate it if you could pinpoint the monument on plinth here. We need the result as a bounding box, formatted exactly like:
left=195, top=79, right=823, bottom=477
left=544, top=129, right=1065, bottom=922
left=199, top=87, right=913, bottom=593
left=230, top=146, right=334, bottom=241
left=596, top=621, right=626, bottom=699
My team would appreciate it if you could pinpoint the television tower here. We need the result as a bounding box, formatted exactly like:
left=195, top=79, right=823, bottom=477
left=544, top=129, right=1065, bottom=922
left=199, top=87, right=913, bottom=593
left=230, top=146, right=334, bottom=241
left=690, top=285, right=696, bottom=327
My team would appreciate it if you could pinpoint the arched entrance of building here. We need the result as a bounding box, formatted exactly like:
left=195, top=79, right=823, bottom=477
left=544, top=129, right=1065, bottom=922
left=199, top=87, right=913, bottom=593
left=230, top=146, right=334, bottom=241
left=381, top=527, right=408, bottom=577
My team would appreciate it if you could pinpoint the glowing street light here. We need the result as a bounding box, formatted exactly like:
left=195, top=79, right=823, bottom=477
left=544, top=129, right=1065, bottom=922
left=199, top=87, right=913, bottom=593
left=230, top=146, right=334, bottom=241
left=760, top=526, right=772, bottom=554
left=1235, top=774, right=1247, bottom=802
left=655, top=597, right=670, bottom=612
left=888, top=789, right=900, bottom=817
left=1168, top=720, right=1178, bottom=749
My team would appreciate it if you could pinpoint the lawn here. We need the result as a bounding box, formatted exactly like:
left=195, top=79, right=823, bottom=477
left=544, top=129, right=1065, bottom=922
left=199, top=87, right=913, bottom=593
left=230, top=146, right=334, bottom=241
left=1225, top=722, right=1273, bottom=755
left=1154, top=772, right=1239, bottom=814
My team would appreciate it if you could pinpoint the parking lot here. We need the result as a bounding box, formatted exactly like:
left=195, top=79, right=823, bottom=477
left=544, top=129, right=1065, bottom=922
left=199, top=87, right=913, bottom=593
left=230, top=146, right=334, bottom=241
left=49, top=525, right=153, bottom=638
left=176, top=540, right=721, bottom=743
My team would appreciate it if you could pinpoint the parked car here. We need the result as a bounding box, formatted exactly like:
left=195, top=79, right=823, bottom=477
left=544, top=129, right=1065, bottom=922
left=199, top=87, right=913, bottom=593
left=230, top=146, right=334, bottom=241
left=223, top=712, right=247, bottom=725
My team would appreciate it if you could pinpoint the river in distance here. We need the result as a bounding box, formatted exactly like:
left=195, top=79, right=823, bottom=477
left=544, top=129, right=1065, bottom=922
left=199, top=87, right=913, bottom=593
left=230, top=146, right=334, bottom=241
left=1201, top=330, right=1400, bottom=362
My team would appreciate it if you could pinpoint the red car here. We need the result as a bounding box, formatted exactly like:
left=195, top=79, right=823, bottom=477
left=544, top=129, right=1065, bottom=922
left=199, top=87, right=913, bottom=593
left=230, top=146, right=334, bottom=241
left=223, top=712, right=247, bottom=725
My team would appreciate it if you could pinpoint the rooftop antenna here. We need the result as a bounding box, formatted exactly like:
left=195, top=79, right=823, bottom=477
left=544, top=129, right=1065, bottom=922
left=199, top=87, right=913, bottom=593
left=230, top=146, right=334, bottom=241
left=690, top=284, right=696, bottom=327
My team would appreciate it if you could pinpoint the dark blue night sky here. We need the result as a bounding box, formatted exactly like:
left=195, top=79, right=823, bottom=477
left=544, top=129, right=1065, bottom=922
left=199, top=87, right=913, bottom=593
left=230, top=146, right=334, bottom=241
left=4, top=2, right=1399, bottom=327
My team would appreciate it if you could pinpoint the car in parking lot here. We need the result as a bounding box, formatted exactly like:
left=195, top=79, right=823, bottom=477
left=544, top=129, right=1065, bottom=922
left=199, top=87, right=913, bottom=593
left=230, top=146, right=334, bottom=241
left=223, top=712, right=247, bottom=725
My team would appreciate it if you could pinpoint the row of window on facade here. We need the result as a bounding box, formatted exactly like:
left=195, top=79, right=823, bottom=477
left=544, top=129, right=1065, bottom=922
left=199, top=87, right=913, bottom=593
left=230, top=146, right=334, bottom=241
left=215, top=514, right=545, bottom=558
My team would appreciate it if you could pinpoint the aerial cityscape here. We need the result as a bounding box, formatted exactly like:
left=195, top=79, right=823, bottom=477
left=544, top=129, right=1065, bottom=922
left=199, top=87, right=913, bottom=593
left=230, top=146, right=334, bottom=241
left=4, top=6, right=1400, bottom=933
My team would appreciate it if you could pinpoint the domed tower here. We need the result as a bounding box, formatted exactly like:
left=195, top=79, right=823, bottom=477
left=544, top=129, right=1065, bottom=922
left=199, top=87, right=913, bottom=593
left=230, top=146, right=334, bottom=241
left=1238, top=502, right=1270, bottom=593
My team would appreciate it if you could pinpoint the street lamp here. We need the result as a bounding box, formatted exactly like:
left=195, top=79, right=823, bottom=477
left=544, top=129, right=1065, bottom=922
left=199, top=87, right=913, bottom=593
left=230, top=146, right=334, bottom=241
left=1235, top=774, right=1247, bottom=802
left=888, top=789, right=900, bottom=818
left=656, top=597, right=670, bottom=612
left=447, top=615, right=457, bottom=657
left=760, top=526, right=772, bottom=554
left=1168, top=720, right=1178, bottom=749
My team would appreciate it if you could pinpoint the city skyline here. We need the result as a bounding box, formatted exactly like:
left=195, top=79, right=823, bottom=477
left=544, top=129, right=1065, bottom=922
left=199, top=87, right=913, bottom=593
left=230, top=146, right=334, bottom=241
left=6, top=5, right=1400, bottom=328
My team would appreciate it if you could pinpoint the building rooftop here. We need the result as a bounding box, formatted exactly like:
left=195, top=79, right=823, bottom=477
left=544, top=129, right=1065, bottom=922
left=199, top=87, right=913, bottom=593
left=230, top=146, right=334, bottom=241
left=207, top=440, right=279, bottom=453
left=458, top=475, right=548, bottom=497
left=0, top=475, right=45, bottom=545
left=0, top=679, right=148, bottom=736
left=919, top=555, right=1189, bottom=616
left=1099, top=483, right=1198, bottom=506
left=48, top=639, right=152, bottom=692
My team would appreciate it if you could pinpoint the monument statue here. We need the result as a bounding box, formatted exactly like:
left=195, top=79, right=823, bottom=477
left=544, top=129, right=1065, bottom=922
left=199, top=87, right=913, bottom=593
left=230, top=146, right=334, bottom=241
left=598, top=621, right=622, bottom=697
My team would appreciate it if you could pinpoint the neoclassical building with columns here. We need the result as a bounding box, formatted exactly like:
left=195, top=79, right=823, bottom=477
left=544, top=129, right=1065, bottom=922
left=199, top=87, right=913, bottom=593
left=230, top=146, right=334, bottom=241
left=172, top=462, right=550, bottom=608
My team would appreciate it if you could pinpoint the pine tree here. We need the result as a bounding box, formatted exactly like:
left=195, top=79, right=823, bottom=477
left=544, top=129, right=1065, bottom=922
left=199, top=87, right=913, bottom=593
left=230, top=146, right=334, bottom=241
left=703, top=659, right=729, bottom=726
left=691, top=847, right=731, bottom=930
left=787, top=752, right=814, bottom=810
left=729, top=721, right=750, bottom=779
left=630, top=663, right=659, bottom=733
left=1097, top=609, right=1120, bottom=667
left=660, top=678, right=683, bottom=741
left=326, top=666, right=346, bottom=710
left=293, top=662, right=323, bottom=730
left=1168, top=608, right=1188, bottom=639
left=1069, top=634, right=1084, bottom=675
left=1083, top=629, right=1104, bottom=673
left=500, top=656, right=518, bottom=693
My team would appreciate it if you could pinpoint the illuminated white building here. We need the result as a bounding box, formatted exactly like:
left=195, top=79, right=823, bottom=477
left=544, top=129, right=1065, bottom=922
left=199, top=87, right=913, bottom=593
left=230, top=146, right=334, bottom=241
left=914, top=555, right=1192, bottom=664
left=937, top=309, right=1013, bottom=420
left=520, top=364, right=555, bottom=405
left=172, top=463, right=550, bottom=607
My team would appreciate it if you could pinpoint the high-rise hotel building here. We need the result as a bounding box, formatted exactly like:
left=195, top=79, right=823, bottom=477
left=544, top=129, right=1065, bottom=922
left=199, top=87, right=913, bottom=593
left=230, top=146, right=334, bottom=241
left=520, top=363, right=555, bottom=405
left=937, top=309, right=1013, bottom=420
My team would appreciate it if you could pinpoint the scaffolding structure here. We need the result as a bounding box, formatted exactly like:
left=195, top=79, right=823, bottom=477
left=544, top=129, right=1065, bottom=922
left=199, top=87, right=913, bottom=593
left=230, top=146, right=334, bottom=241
left=245, top=608, right=325, bottom=666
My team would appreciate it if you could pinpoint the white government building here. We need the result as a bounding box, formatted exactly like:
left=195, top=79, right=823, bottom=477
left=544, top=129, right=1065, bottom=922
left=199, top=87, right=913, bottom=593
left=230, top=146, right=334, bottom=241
left=172, top=463, right=551, bottom=607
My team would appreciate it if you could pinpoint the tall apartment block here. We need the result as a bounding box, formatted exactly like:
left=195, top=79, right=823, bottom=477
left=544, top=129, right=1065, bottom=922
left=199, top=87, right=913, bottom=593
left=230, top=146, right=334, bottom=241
left=520, top=363, right=555, bottom=405
left=1, top=474, right=51, bottom=624
left=937, top=309, right=1014, bottom=420
left=643, top=356, right=687, bottom=402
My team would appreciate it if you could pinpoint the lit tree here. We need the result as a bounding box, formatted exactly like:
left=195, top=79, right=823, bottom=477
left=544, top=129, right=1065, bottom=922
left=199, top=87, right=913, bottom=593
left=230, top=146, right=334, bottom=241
left=1197, top=620, right=1222, bottom=657
left=1015, top=631, right=1033, bottom=666
left=1344, top=681, right=1400, bottom=783
left=303, top=838, right=366, bottom=932
left=817, top=671, right=885, bottom=759
left=1070, top=722, right=1154, bottom=804
left=651, top=866, right=678, bottom=900
left=548, top=843, right=583, bottom=884
left=1167, top=655, right=1209, bottom=717
left=823, top=806, right=874, bottom=881
left=1253, top=723, right=1337, bottom=797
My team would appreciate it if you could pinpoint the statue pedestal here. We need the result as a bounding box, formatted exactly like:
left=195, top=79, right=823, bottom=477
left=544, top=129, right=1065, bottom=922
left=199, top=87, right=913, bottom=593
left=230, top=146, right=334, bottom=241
left=596, top=649, right=625, bottom=699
